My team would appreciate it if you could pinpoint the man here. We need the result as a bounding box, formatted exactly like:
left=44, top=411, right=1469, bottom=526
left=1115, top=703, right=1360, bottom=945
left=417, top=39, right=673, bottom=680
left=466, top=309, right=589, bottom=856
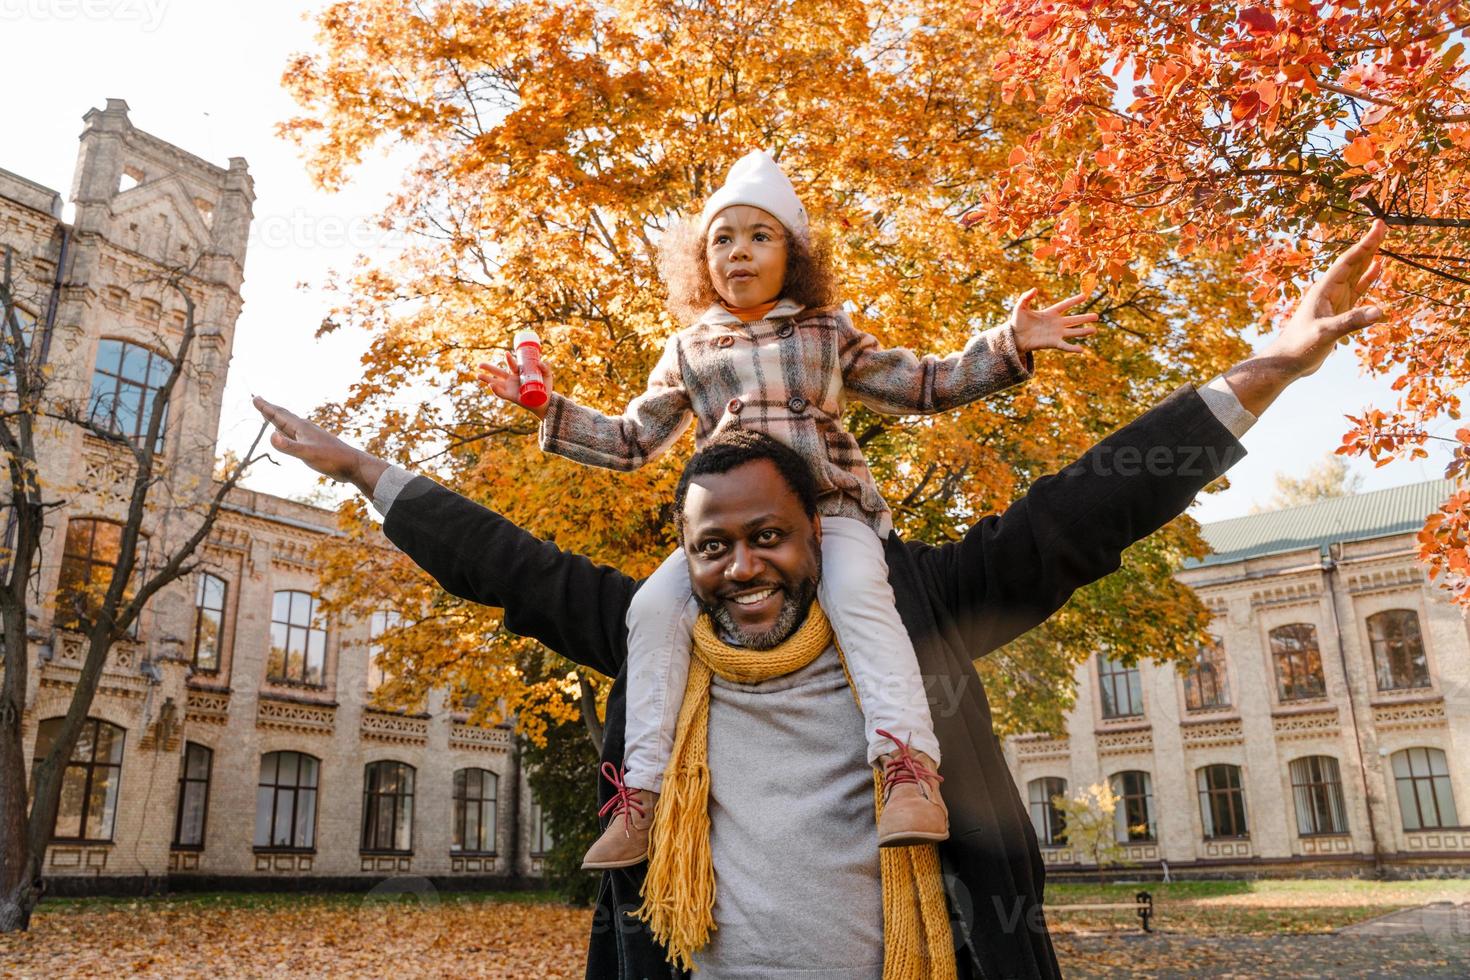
left=255, top=223, right=1386, bottom=978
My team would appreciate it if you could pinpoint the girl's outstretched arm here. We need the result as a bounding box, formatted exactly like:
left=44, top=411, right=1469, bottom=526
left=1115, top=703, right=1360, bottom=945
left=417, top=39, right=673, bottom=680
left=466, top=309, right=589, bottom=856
left=838, top=296, right=1096, bottom=415
left=482, top=334, right=694, bottom=472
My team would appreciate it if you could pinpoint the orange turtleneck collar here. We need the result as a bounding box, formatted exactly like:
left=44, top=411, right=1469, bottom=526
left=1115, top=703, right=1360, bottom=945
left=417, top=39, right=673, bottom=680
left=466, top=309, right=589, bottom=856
left=720, top=299, right=780, bottom=323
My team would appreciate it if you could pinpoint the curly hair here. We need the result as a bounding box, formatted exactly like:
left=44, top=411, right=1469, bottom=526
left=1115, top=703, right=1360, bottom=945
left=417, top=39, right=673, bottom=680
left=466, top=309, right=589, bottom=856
left=658, top=214, right=842, bottom=324
left=673, top=429, right=820, bottom=536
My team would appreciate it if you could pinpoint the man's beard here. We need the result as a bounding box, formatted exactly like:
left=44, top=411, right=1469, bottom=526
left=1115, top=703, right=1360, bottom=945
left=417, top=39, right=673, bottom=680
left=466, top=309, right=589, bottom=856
left=702, top=574, right=820, bottom=650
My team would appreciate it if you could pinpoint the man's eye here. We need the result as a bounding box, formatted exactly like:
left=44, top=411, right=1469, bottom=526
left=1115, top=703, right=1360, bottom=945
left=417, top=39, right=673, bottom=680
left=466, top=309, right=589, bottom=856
left=755, top=529, right=781, bottom=545
left=700, top=540, right=727, bottom=556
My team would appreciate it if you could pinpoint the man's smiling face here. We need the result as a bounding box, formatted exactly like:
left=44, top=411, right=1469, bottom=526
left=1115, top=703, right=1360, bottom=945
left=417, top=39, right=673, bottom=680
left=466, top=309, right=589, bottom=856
left=680, top=458, right=821, bottom=649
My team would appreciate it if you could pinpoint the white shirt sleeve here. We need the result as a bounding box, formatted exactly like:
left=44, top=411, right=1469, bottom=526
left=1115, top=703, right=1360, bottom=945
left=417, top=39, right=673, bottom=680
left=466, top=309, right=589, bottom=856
left=370, top=464, right=416, bottom=518
left=1198, top=374, right=1257, bottom=440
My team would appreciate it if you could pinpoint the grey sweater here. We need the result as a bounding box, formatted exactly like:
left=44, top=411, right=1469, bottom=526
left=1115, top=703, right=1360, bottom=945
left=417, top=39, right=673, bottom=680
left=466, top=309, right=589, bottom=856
left=696, top=646, right=884, bottom=979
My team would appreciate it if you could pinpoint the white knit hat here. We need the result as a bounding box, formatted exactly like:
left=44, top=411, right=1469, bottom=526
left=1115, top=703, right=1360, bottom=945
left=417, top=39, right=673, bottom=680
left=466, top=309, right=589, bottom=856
left=699, top=150, right=809, bottom=238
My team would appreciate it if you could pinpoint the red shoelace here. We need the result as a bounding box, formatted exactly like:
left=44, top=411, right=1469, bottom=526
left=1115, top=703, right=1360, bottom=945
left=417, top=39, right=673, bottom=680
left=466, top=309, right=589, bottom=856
left=876, top=728, right=943, bottom=798
left=596, top=762, right=647, bottom=834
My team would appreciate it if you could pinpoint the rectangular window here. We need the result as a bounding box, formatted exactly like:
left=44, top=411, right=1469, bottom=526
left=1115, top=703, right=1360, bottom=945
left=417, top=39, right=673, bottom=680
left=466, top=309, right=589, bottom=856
left=452, top=768, right=498, bottom=854
left=1, top=305, right=39, bottom=383
left=1098, top=653, right=1143, bottom=719
left=1184, top=639, right=1231, bottom=710
left=88, top=338, right=168, bottom=452
left=529, top=794, right=554, bottom=856
left=367, top=609, right=401, bottom=694
left=193, top=574, right=226, bottom=673
left=1197, top=764, right=1249, bottom=839
left=254, top=751, right=319, bottom=849
left=268, top=590, right=327, bottom=687
left=1270, top=624, right=1327, bottom=702
left=1289, top=755, right=1348, bottom=836
left=173, top=742, right=213, bottom=848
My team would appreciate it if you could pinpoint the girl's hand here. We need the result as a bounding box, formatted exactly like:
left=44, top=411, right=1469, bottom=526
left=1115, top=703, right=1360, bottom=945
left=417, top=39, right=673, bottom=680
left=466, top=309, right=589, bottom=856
left=477, top=352, right=555, bottom=420
left=1007, top=289, right=1100, bottom=354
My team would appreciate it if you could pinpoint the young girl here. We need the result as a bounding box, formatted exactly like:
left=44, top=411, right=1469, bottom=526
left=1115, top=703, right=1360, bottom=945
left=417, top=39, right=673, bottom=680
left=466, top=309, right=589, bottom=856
left=479, top=151, right=1098, bottom=869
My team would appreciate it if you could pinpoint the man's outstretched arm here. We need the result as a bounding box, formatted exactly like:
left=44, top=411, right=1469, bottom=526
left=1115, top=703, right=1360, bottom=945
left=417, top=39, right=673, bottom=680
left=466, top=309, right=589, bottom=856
left=252, top=398, right=637, bottom=679
left=931, top=220, right=1388, bottom=654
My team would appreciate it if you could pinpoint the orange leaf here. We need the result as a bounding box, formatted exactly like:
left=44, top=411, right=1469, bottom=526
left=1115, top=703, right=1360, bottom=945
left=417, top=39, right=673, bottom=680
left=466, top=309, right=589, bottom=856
left=1238, top=8, right=1278, bottom=35
left=1342, top=137, right=1376, bottom=166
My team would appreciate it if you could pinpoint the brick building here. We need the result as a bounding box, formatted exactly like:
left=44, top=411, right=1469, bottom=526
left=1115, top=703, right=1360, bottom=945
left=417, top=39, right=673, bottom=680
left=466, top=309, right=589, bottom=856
left=3, top=101, right=550, bottom=894
left=1004, top=480, right=1470, bottom=878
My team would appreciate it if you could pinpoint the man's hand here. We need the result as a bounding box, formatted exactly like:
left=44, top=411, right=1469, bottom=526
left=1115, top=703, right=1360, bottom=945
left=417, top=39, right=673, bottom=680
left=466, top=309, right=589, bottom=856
left=477, top=352, right=556, bottom=420
left=1007, top=289, right=1100, bottom=355
left=252, top=396, right=388, bottom=499
left=1224, top=220, right=1388, bottom=416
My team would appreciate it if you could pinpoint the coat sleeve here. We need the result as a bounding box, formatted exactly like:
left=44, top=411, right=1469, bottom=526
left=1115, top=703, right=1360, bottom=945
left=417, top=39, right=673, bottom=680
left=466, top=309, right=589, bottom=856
left=838, top=310, right=1033, bottom=415
left=381, top=475, right=637, bottom=679
left=537, top=334, right=694, bottom=471
left=916, top=383, right=1246, bottom=656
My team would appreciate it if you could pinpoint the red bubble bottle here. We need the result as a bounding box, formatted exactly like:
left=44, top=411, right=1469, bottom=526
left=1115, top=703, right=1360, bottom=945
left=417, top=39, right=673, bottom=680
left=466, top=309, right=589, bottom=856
left=513, top=329, right=548, bottom=409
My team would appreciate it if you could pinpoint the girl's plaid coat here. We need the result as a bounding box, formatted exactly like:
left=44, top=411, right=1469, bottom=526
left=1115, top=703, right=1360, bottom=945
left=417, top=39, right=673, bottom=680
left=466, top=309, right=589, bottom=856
left=538, top=298, right=1033, bottom=533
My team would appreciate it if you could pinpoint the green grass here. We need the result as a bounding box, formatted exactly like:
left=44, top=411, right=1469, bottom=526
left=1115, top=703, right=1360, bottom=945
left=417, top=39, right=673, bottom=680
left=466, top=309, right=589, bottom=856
left=1045, top=878, right=1470, bottom=935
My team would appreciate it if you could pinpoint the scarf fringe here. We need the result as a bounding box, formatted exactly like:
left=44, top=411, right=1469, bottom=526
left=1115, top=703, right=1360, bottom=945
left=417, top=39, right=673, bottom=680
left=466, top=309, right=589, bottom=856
left=636, top=606, right=956, bottom=979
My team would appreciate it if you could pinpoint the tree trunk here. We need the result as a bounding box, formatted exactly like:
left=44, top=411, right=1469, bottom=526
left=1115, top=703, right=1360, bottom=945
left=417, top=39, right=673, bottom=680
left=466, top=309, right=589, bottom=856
left=0, top=669, right=41, bottom=932
left=577, top=673, right=604, bottom=756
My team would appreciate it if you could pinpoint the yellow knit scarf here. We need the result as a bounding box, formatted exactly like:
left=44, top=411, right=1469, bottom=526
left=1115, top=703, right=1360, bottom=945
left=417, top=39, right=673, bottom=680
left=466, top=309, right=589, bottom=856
left=635, top=603, right=958, bottom=978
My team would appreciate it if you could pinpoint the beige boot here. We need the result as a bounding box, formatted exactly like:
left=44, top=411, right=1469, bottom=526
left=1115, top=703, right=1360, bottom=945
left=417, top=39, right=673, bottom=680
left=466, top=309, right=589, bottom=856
left=581, top=764, right=658, bottom=870
left=874, top=729, right=949, bottom=848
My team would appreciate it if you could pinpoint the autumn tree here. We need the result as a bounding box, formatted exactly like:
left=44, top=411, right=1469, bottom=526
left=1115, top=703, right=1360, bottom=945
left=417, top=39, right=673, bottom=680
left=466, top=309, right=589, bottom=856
left=0, top=252, right=264, bottom=932
left=1053, top=782, right=1126, bottom=884
left=281, top=0, right=1258, bottom=744
left=1254, top=452, right=1365, bottom=511
left=971, top=0, right=1470, bottom=601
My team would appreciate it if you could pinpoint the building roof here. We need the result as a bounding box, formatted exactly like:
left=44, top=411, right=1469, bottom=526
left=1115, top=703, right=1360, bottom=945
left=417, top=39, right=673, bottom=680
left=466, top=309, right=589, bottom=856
left=1189, top=478, right=1457, bottom=568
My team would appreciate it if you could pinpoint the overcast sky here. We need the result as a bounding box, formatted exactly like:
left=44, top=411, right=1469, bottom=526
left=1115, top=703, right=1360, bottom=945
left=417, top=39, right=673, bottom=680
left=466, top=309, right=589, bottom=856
left=2, top=0, right=1456, bottom=526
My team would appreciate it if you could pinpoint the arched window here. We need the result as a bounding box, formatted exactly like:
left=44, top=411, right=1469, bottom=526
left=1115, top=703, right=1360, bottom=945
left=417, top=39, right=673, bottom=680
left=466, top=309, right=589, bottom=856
left=88, top=338, right=170, bottom=451
left=1368, top=610, right=1430, bottom=691
left=1110, top=770, right=1155, bottom=842
left=1289, top=755, right=1348, bottom=836
left=173, top=742, right=213, bottom=848
left=31, top=718, right=125, bottom=841
left=1184, top=639, right=1231, bottom=710
left=1391, top=747, right=1459, bottom=831
left=362, top=761, right=415, bottom=853
left=452, top=768, right=498, bottom=854
left=1196, top=764, right=1248, bottom=839
left=1027, top=777, right=1068, bottom=846
left=268, top=590, right=326, bottom=687
left=192, top=573, right=226, bottom=673
left=254, top=751, right=319, bottom=849
left=1269, top=624, right=1326, bottom=701
left=1097, top=652, right=1143, bottom=719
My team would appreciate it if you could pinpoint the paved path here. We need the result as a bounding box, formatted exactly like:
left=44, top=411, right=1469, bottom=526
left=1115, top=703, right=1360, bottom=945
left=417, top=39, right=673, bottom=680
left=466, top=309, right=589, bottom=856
left=1056, top=904, right=1470, bottom=979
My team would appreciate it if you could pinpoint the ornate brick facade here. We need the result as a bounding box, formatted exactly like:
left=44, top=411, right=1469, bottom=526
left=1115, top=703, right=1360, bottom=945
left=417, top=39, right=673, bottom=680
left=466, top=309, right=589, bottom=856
left=3, top=102, right=547, bottom=894
left=1004, top=489, right=1470, bottom=879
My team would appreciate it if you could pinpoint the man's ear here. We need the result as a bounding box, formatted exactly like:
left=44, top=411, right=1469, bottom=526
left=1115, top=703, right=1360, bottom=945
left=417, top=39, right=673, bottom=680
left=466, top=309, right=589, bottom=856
left=812, top=513, right=822, bottom=545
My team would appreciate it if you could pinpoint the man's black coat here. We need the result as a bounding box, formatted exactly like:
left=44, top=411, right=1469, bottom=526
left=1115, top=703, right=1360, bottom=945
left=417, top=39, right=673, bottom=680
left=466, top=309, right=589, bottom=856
left=382, top=384, right=1245, bottom=979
